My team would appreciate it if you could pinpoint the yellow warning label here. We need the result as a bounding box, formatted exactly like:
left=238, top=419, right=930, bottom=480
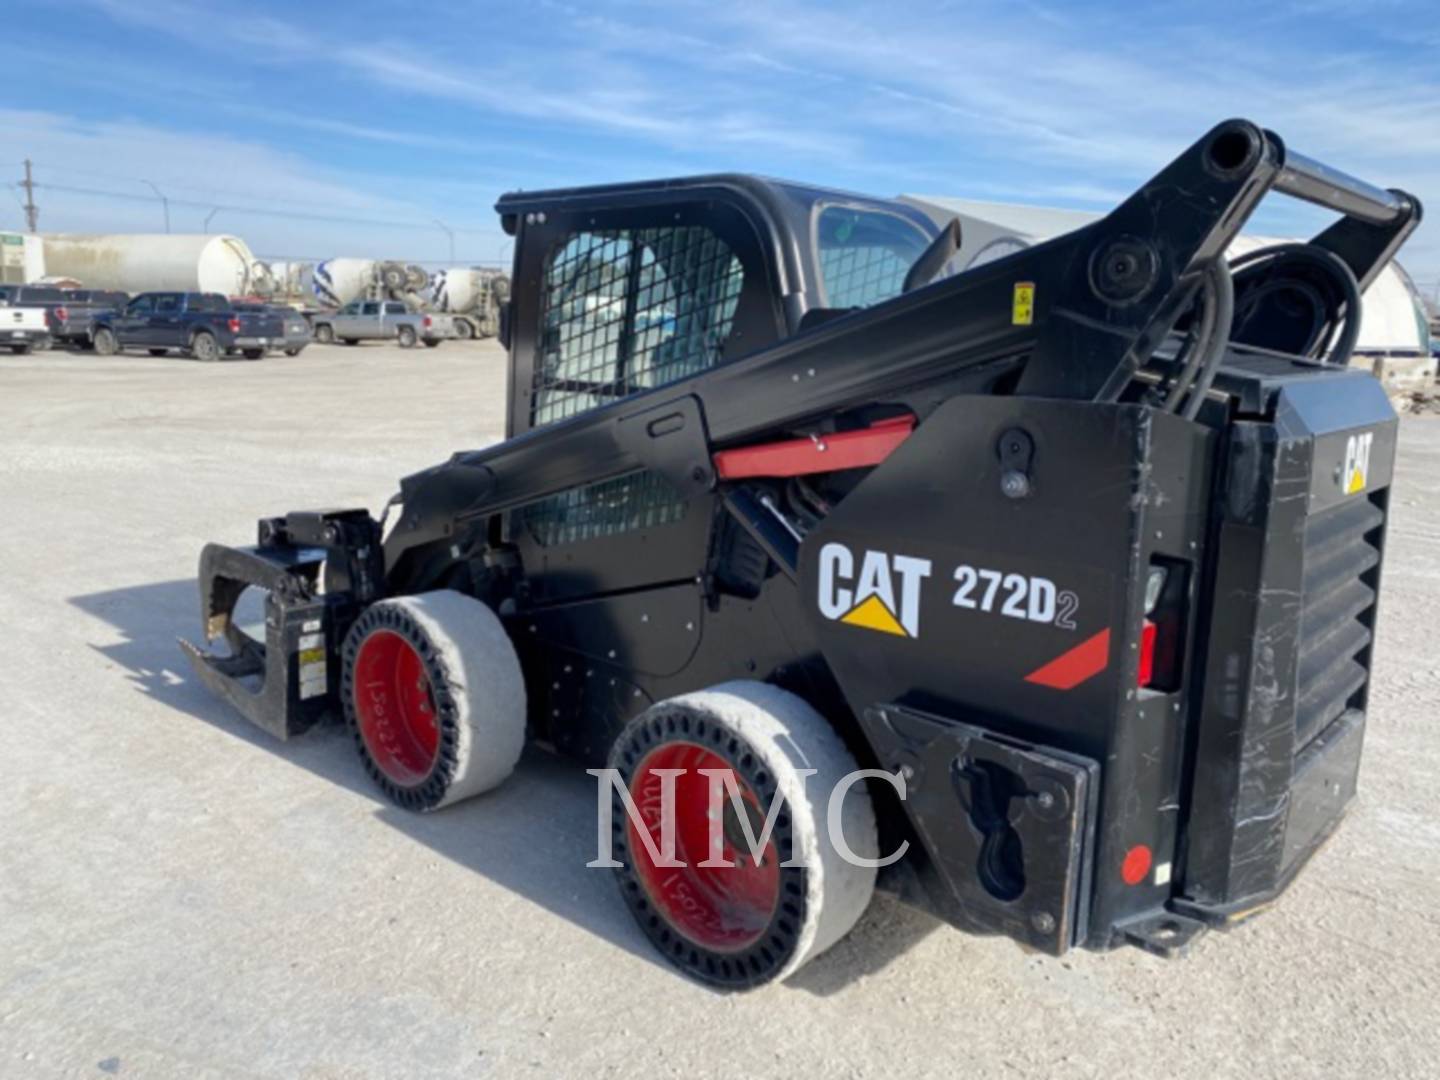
left=840, top=594, right=909, bottom=637
left=1012, top=282, right=1035, bottom=325
left=298, top=648, right=327, bottom=667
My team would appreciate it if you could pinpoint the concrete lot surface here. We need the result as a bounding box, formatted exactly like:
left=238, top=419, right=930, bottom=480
left=2, top=341, right=1438, bottom=1079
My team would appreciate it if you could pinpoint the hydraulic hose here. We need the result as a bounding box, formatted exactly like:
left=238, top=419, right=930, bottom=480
left=1229, top=243, right=1363, bottom=366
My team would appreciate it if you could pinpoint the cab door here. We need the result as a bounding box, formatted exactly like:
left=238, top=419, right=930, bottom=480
left=359, top=301, right=382, bottom=339
left=151, top=293, right=186, bottom=346
left=114, top=294, right=155, bottom=345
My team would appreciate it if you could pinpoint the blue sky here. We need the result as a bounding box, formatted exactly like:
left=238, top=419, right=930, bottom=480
left=4, top=0, right=1437, bottom=286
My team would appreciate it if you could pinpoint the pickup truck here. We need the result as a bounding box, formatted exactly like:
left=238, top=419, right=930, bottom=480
left=0, top=302, right=51, bottom=354
left=310, top=300, right=456, bottom=348
left=233, top=303, right=311, bottom=357
left=91, top=292, right=285, bottom=361
left=54, top=289, right=129, bottom=348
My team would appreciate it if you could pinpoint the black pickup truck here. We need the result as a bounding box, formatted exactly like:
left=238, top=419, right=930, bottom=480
left=92, top=292, right=285, bottom=361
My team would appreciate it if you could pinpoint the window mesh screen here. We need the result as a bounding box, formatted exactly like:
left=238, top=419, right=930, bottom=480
left=531, top=226, right=744, bottom=426
left=521, top=470, right=686, bottom=547
left=816, top=206, right=931, bottom=310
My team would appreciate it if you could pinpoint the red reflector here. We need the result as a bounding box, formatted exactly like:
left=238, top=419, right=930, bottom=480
left=55, top=306, right=69, bottom=322
left=1138, top=618, right=1158, bottom=687
left=423, top=315, right=432, bottom=328
left=1121, top=844, right=1152, bottom=886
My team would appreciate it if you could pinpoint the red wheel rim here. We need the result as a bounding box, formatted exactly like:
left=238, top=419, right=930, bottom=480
left=353, top=630, right=440, bottom=785
left=627, top=741, right=781, bottom=953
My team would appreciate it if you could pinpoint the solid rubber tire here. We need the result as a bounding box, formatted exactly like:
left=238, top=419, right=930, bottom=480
left=606, top=680, right=878, bottom=989
left=342, top=591, right=526, bottom=811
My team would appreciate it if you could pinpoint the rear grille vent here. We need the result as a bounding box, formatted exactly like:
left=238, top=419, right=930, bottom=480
left=1295, top=494, right=1384, bottom=751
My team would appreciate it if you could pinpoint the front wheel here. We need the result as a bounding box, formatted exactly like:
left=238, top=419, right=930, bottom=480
left=92, top=328, right=119, bottom=356
left=190, top=331, right=219, bottom=362
left=606, top=681, right=879, bottom=989
left=341, top=591, right=526, bottom=811
left=313, top=323, right=334, bottom=344
left=397, top=325, right=417, bottom=348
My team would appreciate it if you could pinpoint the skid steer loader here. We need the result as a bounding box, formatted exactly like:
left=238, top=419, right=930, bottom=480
left=184, top=120, right=1421, bottom=988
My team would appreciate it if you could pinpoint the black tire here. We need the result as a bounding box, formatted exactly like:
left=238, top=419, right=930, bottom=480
left=606, top=681, right=879, bottom=989
left=242, top=348, right=264, bottom=360
left=453, top=319, right=474, bottom=340
left=397, top=325, right=417, bottom=348
left=422, top=338, right=441, bottom=348
left=342, top=591, right=526, bottom=811
left=313, top=323, right=334, bottom=344
left=284, top=346, right=304, bottom=357
left=190, top=331, right=219, bottom=362
left=92, top=327, right=119, bottom=356
left=148, top=348, right=168, bottom=357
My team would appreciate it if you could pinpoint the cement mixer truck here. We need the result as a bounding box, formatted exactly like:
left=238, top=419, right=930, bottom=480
left=302, top=258, right=508, bottom=339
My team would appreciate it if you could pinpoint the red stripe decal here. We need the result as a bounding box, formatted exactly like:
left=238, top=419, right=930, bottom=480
left=713, top=415, right=915, bottom=480
left=1024, top=629, right=1111, bottom=690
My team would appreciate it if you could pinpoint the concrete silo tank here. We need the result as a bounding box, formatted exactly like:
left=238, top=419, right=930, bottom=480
left=40, top=234, right=260, bottom=296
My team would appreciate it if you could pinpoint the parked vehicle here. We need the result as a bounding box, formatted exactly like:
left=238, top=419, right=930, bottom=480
left=310, top=300, right=456, bottom=348
left=91, top=292, right=285, bottom=361
left=233, top=303, right=311, bottom=357
left=53, top=289, right=129, bottom=348
left=0, top=285, right=69, bottom=345
left=0, top=302, right=51, bottom=354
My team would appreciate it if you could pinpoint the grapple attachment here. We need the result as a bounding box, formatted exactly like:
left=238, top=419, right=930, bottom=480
left=180, top=510, right=385, bottom=739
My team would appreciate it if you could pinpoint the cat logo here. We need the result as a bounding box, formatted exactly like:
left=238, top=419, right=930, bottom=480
left=817, top=542, right=932, bottom=638
left=1342, top=431, right=1374, bottom=496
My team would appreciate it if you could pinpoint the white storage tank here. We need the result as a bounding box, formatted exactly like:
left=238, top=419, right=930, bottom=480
left=1, top=231, right=46, bottom=285
left=40, top=234, right=261, bottom=296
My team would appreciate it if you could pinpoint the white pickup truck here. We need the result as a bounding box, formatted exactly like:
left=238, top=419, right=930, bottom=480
left=0, top=300, right=51, bottom=355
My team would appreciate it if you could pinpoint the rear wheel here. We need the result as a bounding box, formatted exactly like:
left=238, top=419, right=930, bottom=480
left=454, top=319, right=474, bottom=340
left=190, top=331, right=219, bottom=362
left=313, top=323, right=334, bottom=344
left=422, top=338, right=441, bottom=348
left=93, top=328, right=118, bottom=356
left=606, top=681, right=878, bottom=989
left=397, top=325, right=417, bottom=348
left=342, top=591, right=526, bottom=810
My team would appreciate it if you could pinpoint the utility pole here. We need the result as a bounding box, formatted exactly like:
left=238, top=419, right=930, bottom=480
left=20, top=159, right=38, bottom=232
left=143, top=180, right=171, bottom=233
left=203, top=207, right=221, bottom=233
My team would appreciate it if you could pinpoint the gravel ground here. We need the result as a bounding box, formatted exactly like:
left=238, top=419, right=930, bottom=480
left=2, top=341, right=1438, bottom=1080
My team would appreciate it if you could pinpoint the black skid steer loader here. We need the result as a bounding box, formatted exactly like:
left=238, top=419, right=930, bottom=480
left=184, top=120, right=1421, bottom=988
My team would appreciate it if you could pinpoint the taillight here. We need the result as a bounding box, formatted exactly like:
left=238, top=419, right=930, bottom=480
left=227, top=317, right=240, bottom=333
left=55, top=306, right=69, bottom=322
left=423, top=315, right=432, bottom=328
left=1138, top=619, right=1158, bottom=687
left=1138, top=562, right=1185, bottom=690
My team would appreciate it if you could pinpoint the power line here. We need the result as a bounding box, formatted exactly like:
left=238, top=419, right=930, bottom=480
left=34, top=180, right=498, bottom=234
left=32, top=161, right=500, bottom=234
